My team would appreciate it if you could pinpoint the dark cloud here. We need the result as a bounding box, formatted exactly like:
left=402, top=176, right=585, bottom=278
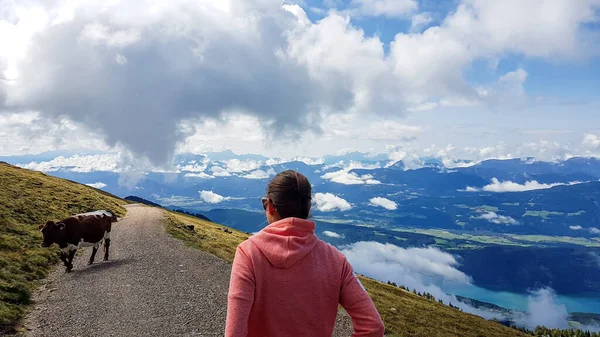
left=2, top=3, right=354, bottom=164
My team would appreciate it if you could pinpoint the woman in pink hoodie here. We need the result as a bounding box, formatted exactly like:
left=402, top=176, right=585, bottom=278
left=226, top=170, right=385, bottom=337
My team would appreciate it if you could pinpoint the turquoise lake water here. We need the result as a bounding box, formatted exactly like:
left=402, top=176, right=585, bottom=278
left=445, top=284, right=600, bottom=314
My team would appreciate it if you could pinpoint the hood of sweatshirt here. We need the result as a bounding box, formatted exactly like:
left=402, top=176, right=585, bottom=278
left=249, top=217, right=318, bottom=269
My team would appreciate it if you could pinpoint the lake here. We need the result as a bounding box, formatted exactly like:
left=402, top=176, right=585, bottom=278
left=445, top=284, right=600, bottom=314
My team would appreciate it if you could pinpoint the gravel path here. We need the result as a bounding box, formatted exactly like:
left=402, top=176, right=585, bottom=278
left=25, top=204, right=354, bottom=337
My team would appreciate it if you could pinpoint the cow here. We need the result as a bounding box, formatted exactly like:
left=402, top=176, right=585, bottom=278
left=39, top=210, right=116, bottom=273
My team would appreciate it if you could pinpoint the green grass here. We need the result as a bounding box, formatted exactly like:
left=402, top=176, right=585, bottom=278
left=395, top=228, right=527, bottom=247
left=522, top=210, right=564, bottom=219
left=165, top=211, right=528, bottom=337
left=477, top=205, right=499, bottom=212
left=507, top=234, right=600, bottom=247
left=0, top=163, right=126, bottom=334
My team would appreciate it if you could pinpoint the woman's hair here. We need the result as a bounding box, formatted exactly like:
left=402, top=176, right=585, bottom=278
left=267, top=170, right=312, bottom=219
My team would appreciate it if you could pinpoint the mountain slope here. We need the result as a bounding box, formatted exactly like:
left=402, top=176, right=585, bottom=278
left=166, top=212, right=529, bottom=337
left=0, top=162, right=126, bottom=334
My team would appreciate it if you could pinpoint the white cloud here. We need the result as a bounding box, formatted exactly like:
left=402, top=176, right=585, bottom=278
left=410, top=12, right=433, bottom=32
left=0, top=111, right=109, bottom=156
left=210, top=166, right=233, bottom=177
left=1, top=0, right=599, bottom=164
left=321, top=170, right=381, bottom=185
left=241, top=168, right=275, bottom=180
left=478, top=211, right=518, bottom=225
left=570, top=225, right=583, bottom=230
left=313, top=192, right=352, bottom=212
left=514, top=288, right=569, bottom=330
left=115, top=53, right=127, bottom=65
left=184, top=172, right=213, bottom=179
left=465, top=178, right=583, bottom=193
left=20, top=154, right=119, bottom=172
left=342, top=242, right=471, bottom=284
left=322, top=230, right=343, bottom=238
left=349, top=0, right=418, bottom=18
left=86, top=182, right=107, bottom=189
left=222, top=159, right=263, bottom=173
left=369, top=197, right=397, bottom=210
left=199, top=190, right=229, bottom=204
left=583, top=134, right=600, bottom=149
left=590, top=227, right=600, bottom=235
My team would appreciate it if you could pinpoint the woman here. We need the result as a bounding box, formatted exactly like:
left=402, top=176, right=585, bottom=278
left=225, top=170, right=385, bottom=337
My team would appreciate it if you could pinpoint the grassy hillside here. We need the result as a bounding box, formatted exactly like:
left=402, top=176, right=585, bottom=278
left=165, top=211, right=529, bottom=337
left=0, top=162, right=126, bottom=334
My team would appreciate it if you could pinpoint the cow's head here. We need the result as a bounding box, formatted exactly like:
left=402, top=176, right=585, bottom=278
left=108, top=211, right=118, bottom=222
left=38, top=221, right=66, bottom=247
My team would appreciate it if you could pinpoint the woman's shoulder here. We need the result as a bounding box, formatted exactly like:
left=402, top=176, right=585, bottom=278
left=314, top=239, right=347, bottom=261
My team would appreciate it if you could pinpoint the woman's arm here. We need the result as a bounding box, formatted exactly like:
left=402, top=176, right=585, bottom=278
left=339, top=258, right=385, bottom=337
left=225, top=246, right=255, bottom=337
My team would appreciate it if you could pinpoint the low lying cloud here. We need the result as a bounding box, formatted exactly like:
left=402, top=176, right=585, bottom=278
left=20, top=154, right=119, bottom=172
left=199, top=190, right=229, bottom=204
left=313, top=193, right=352, bottom=212
left=513, top=288, right=569, bottom=330
left=222, top=159, right=264, bottom=173
left=369, top=197, right=398, bottom=210
left=321, top=170, right=381, bottom=185
left=210, top=166, right=233, bottom=177
left=241, top=168, right=275, bottom=180
left=184, top=172, right=213, bottom=179
left=338, top=241, right=497, bottom=317
left=322, top=231, right=343, bottom=238
left=86, top=182, right=107, bottom=189
left=341, top=242, right=472, bottom=285
left=590, top=227, right=600, bottom=234
left=465, top=178, right=583, bottom=193
left=570, top=225, right=583, bottom=230
left=478, top=211, right=518, bottom=225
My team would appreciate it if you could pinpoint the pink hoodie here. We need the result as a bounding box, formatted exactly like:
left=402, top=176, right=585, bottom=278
left=225, top=217, right=385, bottom=337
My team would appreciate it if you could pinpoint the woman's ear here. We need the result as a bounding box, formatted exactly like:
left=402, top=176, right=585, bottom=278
left=268, top=201, right=277, bottom=215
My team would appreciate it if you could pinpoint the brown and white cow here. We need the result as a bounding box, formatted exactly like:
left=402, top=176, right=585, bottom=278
left=39, top=210, right=116, bottom=272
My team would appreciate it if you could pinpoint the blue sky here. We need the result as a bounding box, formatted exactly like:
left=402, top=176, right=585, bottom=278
left=1, top=0, right=599, bottom=168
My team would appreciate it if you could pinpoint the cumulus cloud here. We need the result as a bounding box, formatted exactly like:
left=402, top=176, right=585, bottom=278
left=369, top=197, right=397, bottom=210
left=321, top=170, right=381, bottom=185
left=514, top=288, right=569, bottom=330
left=583, top=134, right=600, bottom=149
left=570, top=225, right=583, bottom=230
left=478, top=211, right=518, bottom=225
left=313, top=192, right=352, bottom=212
left=590, top=227, right=600, bottom=235
left=322, top=231, right=343, bottom=238
left=199, top=190, right=229, bottom=204
left=465, top=178, right=583, bottom=192
left=86, top=182, right=107, bottom=189
left=2, top=0, right=598, bottom=164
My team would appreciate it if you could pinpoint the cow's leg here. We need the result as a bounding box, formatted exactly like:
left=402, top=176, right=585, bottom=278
left=89, top=242, right=100, bottom=265
left=66, top=249, right=76, bottom=272
left=59, top=251, right=69, bottom=268
left=103, top=238, right=110, bottom=261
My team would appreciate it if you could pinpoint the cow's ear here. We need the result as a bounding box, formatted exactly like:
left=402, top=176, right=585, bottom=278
left=57, top=223, right=66, bottom=230
left=38, top=224, right=44, bottom=230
